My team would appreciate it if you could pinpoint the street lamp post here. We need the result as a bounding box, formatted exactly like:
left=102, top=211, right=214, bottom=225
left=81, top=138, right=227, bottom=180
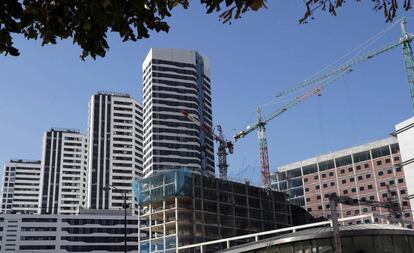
left=103, top=185, right=128, bottom=253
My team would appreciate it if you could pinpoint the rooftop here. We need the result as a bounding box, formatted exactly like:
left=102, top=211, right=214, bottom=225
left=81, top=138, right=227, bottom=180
left=219, top=223, right=413, bottom=252
left=277, top=136, right=397, bottom=172
left=8, top=159, right=41, bottom=164
left=50, top=127, right=80, bottom=134
left=97, top=91, right=132, bottom=98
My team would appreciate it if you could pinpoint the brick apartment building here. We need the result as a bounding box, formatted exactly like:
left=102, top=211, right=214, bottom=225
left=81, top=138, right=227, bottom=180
left=271, top=136, right=413, bottom=226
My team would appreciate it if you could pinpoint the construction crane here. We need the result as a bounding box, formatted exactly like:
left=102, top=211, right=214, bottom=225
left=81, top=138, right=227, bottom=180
left=234, top=18, right=414, bottom=190
left=181, top=110, right=234, bottom=180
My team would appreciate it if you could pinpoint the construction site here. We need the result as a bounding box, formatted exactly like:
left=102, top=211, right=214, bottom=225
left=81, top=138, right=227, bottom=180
left=132, top=17, right=414, bottom=253
left=133, top=169, right=293, bottom=253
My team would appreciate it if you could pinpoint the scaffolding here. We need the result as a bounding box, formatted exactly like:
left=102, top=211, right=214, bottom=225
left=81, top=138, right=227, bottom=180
left=132, top=169, right=292, bottom=253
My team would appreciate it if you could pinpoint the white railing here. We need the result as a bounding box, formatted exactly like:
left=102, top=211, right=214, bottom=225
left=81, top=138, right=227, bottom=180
left=177, top=213, right=376, bottom=252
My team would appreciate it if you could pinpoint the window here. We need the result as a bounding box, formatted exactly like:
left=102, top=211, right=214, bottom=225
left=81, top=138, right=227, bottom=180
left=364, top=163, right=369, bottom=168
left=398, top=178, right=404, bottom=184
left=348, top=167, right=353, bottom=172
left=377, top=160, right=382, bottom=166
left=368, top=184, right=373, bottom=189
left=360, top=186, right=365, bottom=191
left=317, top=195, right=321, bottom=200
left=304, top=178, right=308, bottom=183
left=326, top=204, right=330, bottom=208
left=330, top=182, right=335, bottom=187
left=389, top=180, right=395, bottom=185
left=343, top=190, right=348, bottom=194
left=358, top=176, right=363, bottom=180
left=363, top=208, right=368, bottom=212
left=350, top=178, right=355, bottom=182
left=403, top=201, right=408, bottom=206
left=356, top=165, right=361, bottom=170
left=305, top=188, right=309, bottom=192
left=303, top=164, right=318, bottom=175
left=369, top=196, right=375, bottom=200
left=405, top=213, right=411, bottom=217
left=323, top=183, right=328, bottom=188
left=351, top=188, right=356, bottom=193
left=394, top=156, right=400, bottom=161
left=380, top=182, right=386, bottom=187
left=322, top=174, right=326, bottom=178
left=355, top=210, right=360, bottom=214
left=400, top=189, right=406, bottom=195
left=387, top=169, right=393, bottom=174
left=306, top=198, right=310, bottom=202
left=385, top=158, right=391, bottom=163
left=382, top=193, right=388, bottom=198
left=396, top=167, right=402, bottom=172
left=318, top=205, right=322, bottom=210
left=342, top=179, right=346, bottom=184
left=307, top=208, right=312, bottom=212
left=366, top=174, right=371, bottom=179
left=346, top=211, right=351, bottom=215
left=329, top=172, right=334, bottom=176
left=378, top=171, right=384, bottom=176
left=324, top=194, right=330, bottom=198
left=314, top=175, right=319, bottom=180
left=315, top=185, right=320, bottom=190
left=340, top=169, right=345, bottom=174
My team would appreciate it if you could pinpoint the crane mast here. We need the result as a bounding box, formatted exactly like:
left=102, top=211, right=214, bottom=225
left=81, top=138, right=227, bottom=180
left=256, top=108, right=271, bottom=189
left=181, top=110, right=234, bottom=180
left=401, top=18, right=414, bottom=109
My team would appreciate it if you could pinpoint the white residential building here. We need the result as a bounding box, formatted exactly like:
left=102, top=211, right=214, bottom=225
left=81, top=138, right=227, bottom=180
left=142, top=48, right=215, bottom=177
left=87, top=92, right=143, bottom=210
left=39, top=128, right=88, bottom=215
left=0, top=160, right=42, bottom=214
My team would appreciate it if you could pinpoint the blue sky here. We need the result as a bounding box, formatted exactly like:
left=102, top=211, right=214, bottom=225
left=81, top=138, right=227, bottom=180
left=0, top=1, right=413, bottom=185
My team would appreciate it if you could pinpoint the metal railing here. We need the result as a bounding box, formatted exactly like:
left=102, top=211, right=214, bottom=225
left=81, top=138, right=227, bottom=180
left=177, top=214, right=376, bottom=252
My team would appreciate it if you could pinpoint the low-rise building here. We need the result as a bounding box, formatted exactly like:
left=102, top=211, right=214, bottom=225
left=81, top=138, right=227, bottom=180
left=0, top=210, right=138, bottom=252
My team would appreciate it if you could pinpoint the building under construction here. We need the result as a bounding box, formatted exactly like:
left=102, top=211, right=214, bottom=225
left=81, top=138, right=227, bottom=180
left=132, top=169, right=292, bottom=253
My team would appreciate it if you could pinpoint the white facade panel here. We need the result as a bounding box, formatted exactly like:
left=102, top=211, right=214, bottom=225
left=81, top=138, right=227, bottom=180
left=395, top=116, right=414, bottom=208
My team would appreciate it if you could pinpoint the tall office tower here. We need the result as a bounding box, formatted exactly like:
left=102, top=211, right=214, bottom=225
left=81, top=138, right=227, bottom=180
left=40, top=128, right=88, bottom=215
left=0, top=160, right=41, bottom=214
left=87, top=92, right=143, bottom=210
left=142, top=48, right=214, bottom=177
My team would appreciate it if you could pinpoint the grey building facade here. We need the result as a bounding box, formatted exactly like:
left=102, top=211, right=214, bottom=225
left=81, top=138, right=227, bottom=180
left=40, top=128, right=88, bottom=215
left=142, top=48, right=215, bottom=177
left=87, top=92, right=143, bottom=210
left=1, top=160, right=42, bottom=214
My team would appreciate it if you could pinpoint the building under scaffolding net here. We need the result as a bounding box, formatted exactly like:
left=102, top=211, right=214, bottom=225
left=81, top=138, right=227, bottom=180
left=132, top=169, right=292, bottom=253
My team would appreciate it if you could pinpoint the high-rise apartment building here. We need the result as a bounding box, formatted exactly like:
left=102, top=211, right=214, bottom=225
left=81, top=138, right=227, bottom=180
left=39, top=128, right=88, bottom=215
left=142, top=48, right=214, bottom=177
left=87, top=92, right=143, bottom=210
left=1, top=160, right=42, bottom=214
left=271, top=136, right=413, bottom=226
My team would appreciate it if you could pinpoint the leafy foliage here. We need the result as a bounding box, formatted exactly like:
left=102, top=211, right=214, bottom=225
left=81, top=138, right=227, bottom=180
left=0, top=0, right=266, bottom=59
left=300, top=0, right=412, bottom=24
left=0, top=0, right=411, bottom=59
